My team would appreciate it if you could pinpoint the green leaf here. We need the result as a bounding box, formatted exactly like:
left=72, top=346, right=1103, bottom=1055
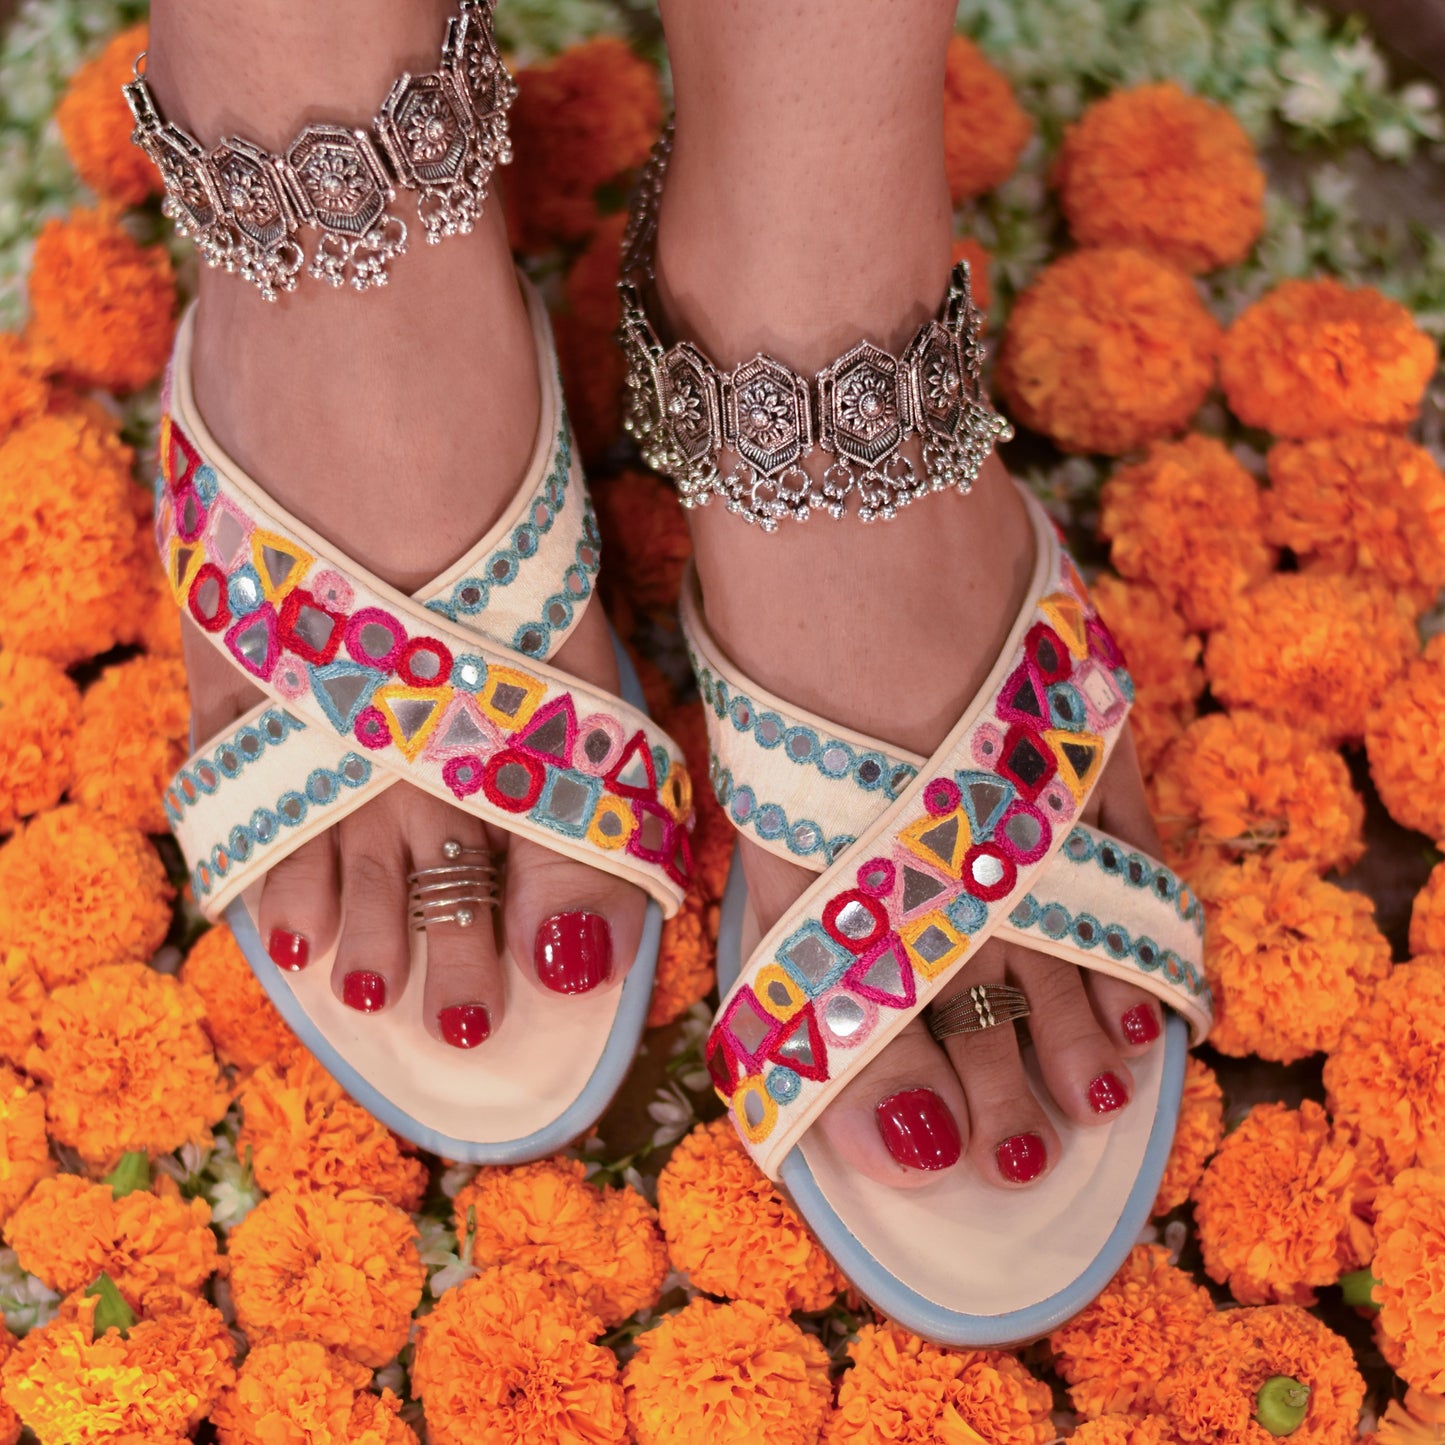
left=84, top=1273, right=136, bottom=1339
left=1255, top=1376, right=1311, bottom=1436
left=103, top=1151, right=151, bottom=1201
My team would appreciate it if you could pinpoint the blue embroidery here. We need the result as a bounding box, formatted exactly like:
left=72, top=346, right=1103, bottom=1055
left=710, top=757, right=854, bottom=863
left=167, top=709, right=306, bottom=826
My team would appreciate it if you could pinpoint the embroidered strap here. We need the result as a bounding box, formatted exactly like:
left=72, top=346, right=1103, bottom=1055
left=691, top=492, right=1211, bottom=1179
left=159, top=280, right=691, bottom=920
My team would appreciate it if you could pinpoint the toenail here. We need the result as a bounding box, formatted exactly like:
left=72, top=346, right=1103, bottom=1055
left=534, top=912, right=613, bottom=995
left=996, top=1133, right=1047, bottom=1183
left=267, top=930, right=309, bottom=972
left=1089, top=1072, right=1130, bottom=1114
left=875, top=1088, right=961, bottom=1171
left=343, top=971, right=386, bottom=1013
left=438, top=1003, right=491, bottom=1049
left=1121, top=1003, right=1160, bottom=1045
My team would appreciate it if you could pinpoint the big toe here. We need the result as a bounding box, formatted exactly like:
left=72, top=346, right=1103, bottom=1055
left=810, top=1018, right=968, bottom=1190
left=503, top=834, right=647, bottom=998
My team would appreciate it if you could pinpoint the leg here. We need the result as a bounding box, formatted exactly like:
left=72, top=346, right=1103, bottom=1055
left=656, top=0, right=1163, bottom=1186
left=148, top=0, right=643, bottom=1043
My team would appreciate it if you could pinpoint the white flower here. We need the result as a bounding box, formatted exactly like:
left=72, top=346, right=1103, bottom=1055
left=0, top=1247, right=60, bottom=1335
left=647, top=1083, right=695, bottom=1149
left=439, top=1161, right=477, bottom=1199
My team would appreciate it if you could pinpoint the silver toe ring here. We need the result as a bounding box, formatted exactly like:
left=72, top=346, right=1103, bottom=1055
left=407, top=840, right=499, bottom=932
left=927, top=984, right=1030, bottom=1042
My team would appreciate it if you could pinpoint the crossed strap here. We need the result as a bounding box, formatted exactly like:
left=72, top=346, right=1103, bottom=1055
left=157, top=285, right=691, bottom=922
left=688, top=490, right=1211, bottom=1180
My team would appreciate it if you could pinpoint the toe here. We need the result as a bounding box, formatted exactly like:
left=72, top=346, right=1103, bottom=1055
left=1087, top=973, right=1165, bottom=1056
left=1009, top=944, right=1134, bottom=1126
left=502, top=835, right=646, bottom=997
left=933, top=946, right=1058, bottom=1187
left=331, top=793, right=413, bottom=1015
left=257, top=832, right=339, bottom=972
left=810, top=1018, right=967, bottom=1190
left=406, top=805, right=505, bottom=1050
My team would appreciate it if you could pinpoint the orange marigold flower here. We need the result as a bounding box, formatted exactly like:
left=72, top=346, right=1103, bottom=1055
left=0, top=805, right=172, bottom=989
left=1196, top=854, right=1389, bottom=1062
left=592, top=467, right=692, bottom=614
left=1159, top=1304, right=1365, bottom=1445
left=824, top=1324, right=1053, bottom=1445
left=26, top=960, right=230, bottom=1170
left=0, top=410, right=143, bottom=664
left=0, top=1327, right=17, bottom=1445
left=555, top=211, right=626, bottom=462
left=1375, top=1390, right=1445, bottom=1445
left=1090, top=574, right=1202, bottom=775
left=1070, top=1418, right=1176, bottom=1445
left=0, top=1064, right=54, bottom=1227
left=1206, top=574, right=1416, bottom=746
left=1372, top=1168, right=1445, bottom=1394
left=1266, top=430, right=1445, bottom=614
left=1220, top=278, right=1437, bottom=439
left=238, top=1055, right=428, bottom=1211
left=1366, top=636, right=1445, bottom=841
left=504, top=38, right=661, bottom=251
left=1, top=1286, right=235, bottom=1445
left=1052, top=82, right=1264, bottom=273
left=129, top=556, right=185, bottom=656
left=0, top=333, right=47, bottom=440
left=996, top=247, right=1221, bottom=456
left=1150, top=712, right=1364, bottom=878
left=1412, top=863, right=1445, bottom=957
left=27, top=208, right=176, bottom=392
left=1099, top=435, right=1273, bottom=631
left=413, top=1265, right=625, bottom=1445
left=213, top=1339, right=418, bottom=1445
left=55, top=24, right=160, bottom=207
left=1323, top=954, right=1445, bottom=1177
left=1192, top=1101, right=1370, bottom=1306
left=4, top=1172, right=218, bottom=1306
left=943, top=36, right=1032, bottom=203
left=1049, top=1243, right=1213, bottom=1417
left=452, top=1155, right=666, bottom=1328
left=650, top=892, right=718, bottom=1028
left=0, top=952, right=45, bottom=1070
left=178, top=923, right=302, bottom=1074
left=0, top=651, right=81, bottom=832
left=71, top=653, right=190, bottom=833
left=953, top=236, right=994, bottom=313
left=1152, top=1055, right=1225, bottom=1216
left=657, top=1117, right=846, bottom=1314
left=229, top=1188, right=424, bottom=1368
left=625, top=1296, right=832, bottom=1445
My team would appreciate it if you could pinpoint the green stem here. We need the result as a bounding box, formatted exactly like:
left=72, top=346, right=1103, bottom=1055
left=1255, top=1376, right=1311, bottom=1436
left=103, top=1151, right=151, bottom=1201
left=1339, top=1267, right=1380, bottom=1311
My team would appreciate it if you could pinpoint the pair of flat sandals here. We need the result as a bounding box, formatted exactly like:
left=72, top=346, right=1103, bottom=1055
left=158, top=274, right=1210, bottom=1347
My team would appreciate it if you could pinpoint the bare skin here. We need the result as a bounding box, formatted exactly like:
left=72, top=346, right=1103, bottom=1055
left=149, top=0, right=645, bottom=1046
left=655, top=0, right=1169, bottom=1188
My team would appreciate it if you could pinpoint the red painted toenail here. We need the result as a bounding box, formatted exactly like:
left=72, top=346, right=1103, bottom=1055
left=535, top=912, right=612, bottom=994
left=1089, top=1072, right=1130, bottom=1114
left=996, top=1133, right=1047, bottom=1183
left=343, top=971, right=386, bottom=1012
left=439, top=1003, right=490, bottom=1049
left=875, top=1088, right=961, bottom=1171
left=1121, top=1004, right=1160, bottom=1045
left=267, top=930, right=309, bottom=972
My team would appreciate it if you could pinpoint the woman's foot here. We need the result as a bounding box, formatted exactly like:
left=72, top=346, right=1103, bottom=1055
left=150, top=1, right=645, bottom=1048
left=654, top=0, right=1167, bottom=1190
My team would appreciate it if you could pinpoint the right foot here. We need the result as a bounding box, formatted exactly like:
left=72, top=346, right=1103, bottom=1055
left=654, top=116, right=1168, bottom=1193
left=151, top=3, right=647, bottom=1051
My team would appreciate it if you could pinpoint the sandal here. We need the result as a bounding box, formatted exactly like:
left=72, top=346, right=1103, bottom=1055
left=686, top=486, right=1212, bottom=1345
left=156, top=275, right=692, bottom=1160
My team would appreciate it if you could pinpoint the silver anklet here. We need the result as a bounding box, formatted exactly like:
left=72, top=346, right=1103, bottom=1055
left=616, top=131, right=1014, bottom=530
left=122, top=0, right=515, bottom=300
